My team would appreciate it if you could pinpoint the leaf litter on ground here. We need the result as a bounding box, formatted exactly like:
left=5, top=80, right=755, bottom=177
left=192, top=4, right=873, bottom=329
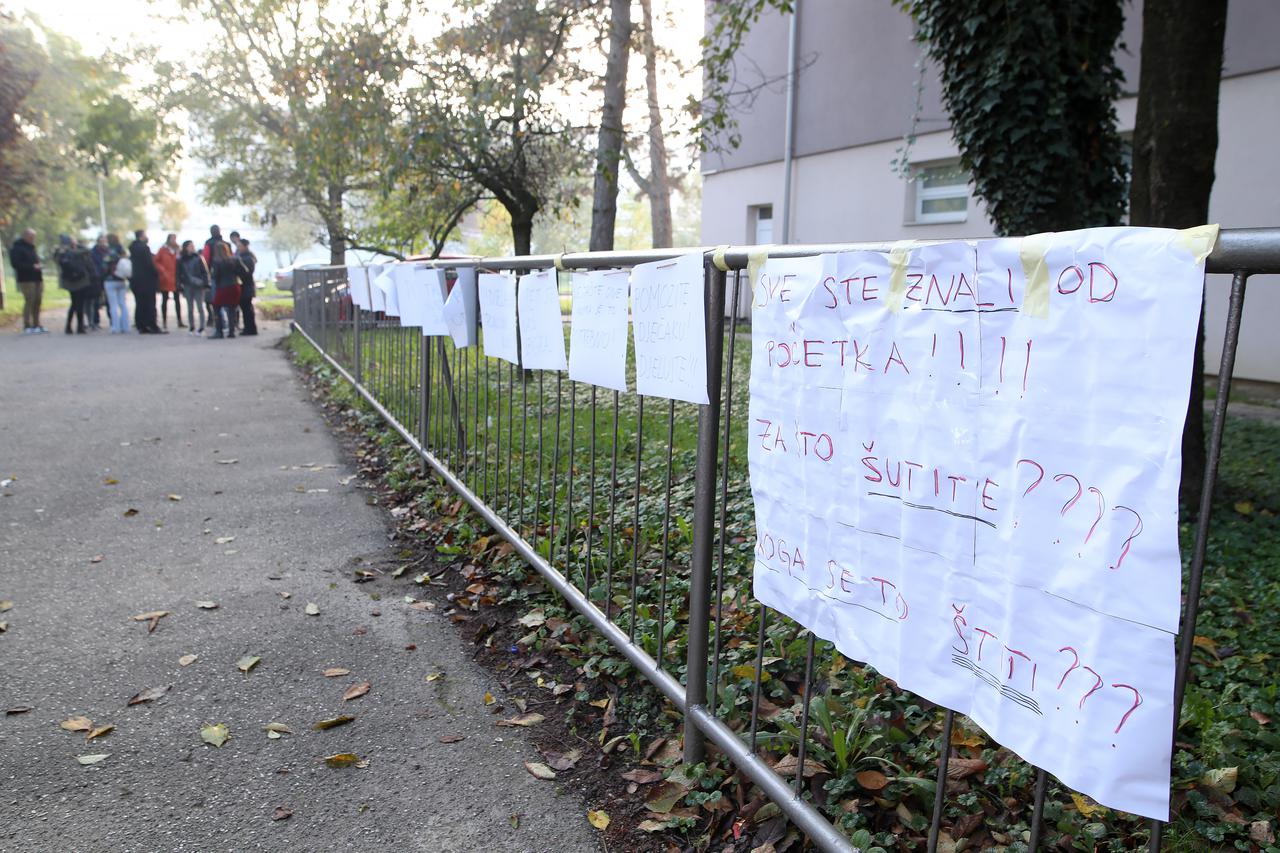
left=200, top=723, right=230, bottom=747
left=127, top=684, right=170, bottom=706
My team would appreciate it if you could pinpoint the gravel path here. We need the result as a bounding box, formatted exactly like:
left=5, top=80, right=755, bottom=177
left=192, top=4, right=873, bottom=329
left=0, top=320, right=600, bottom=853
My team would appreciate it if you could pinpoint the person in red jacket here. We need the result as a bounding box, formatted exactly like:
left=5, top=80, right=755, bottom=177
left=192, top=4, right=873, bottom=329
left=154, top=233, right=183, bottom=330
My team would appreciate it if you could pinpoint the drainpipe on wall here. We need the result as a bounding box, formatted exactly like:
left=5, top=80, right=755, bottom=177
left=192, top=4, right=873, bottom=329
left=779, top=0, right=800, bottom=244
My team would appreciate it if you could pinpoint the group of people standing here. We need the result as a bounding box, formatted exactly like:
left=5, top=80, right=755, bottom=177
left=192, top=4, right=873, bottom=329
left=8, top=224, right=258, bottom=338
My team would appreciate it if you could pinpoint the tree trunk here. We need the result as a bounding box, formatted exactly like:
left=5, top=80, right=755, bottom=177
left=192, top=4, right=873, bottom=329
left=589, top=0, right=631, bottom=252
left=1128, top=0, right=1227, bottom=518
left=326, top=184, right=346, bottom=266
left=639, top=0, right=672, bottom=248
left=511, top=213, right=533, bottom=257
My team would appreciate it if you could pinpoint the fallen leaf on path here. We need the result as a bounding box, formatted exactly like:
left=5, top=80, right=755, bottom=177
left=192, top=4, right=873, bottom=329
left=855, top=770, right=888, bottom=791
left=166, top=494, right=183, bottom=502
left=339, top=475, right=356, bottom=486
left=5, top=706, right=33, bottom=715
left=771, top=753, right=829, bottom=779
left=496, top=713, right=545, bottom=728
left=271, top=807, right=293, bottom=821
left=103, top=478, right=118, bottom=485
left=61, top=716, right=93, bottom=732
left=439, top=734, right=466, bottom=743
left=509, top=813, right=520, bottom=829
left=1202, top=766, right=1239, bottom=794
left=76, top=754, right=109, bottom=765
left=89, top=555, right=103, bottom=563
left=545, top=750, right=582, bottom=771
left=483, top=692, right=495, bottom=705
left=644, top=782, right=686, bottom=814
left=323, top=668, right=350, bottom=677
left=128, top=685, right=170, bottom=705
left=237, top=655, right=261, bottom=673
left=620, top=768, right=663, bottom=784
left=946, top=758, right=988, bottom=781
left=0, top=621, right=7, bottom=633
left=86, top=725, right=114, bottom=741
left=0, top=600, right=13, bottom=611
left=424, top=672, right=444, bottom=682
left=323, top=753, right=360, bottom=768
left=524, top=762, right=557, bottom=780
left=587, top=810, right=610, bottom=830
left=179, top=654, right=198, bottom=667
left=312, top=715, right=355, bottom=731
left=123, top=508, right=139, bottom=517
left=518, top=610, right=546, bottom=628
left=194, top=601, right=218, bottom=610
left=214, top=536, right=235, bottom=545
left=132, top=610, right=169, bottom=633
left=342, top=681, right=371, bottom=702
left=637, top=819, right=673, bottom=832
left=200, top=723, right=230, bottom=747
left=278, top=591, right=291, bottom=599
left=304, top=602, right=320, bottom=616
left=263, top=722, right=292, bottom=739
left=215, top=459, right=239, bottom=465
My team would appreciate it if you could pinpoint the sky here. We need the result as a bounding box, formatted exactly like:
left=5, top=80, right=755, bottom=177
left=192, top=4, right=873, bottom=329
left=10, top=0, right=706, bottom=274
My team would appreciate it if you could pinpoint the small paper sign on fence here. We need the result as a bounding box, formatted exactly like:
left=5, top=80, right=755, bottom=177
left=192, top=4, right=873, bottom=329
left=630, top=252, right=709, bottom=404
left=392, top=264, right=424, bottom=328
left=748, top=226, right=1213, bottom=820
left=347, top=266, right=369, bottom=309
left=568, top=269, right=629, bottom=392
left=517, top=268, right=567, bottom=372
left=373, top=266, right=399, bottom=317
left=417, top=267, right=449, bottom=337
left=445, top=268, right=478, bottom=348
left=478, top=272, right=518, bottom=364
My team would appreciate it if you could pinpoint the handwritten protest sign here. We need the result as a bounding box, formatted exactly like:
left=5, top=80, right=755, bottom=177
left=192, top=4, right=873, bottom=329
left=748, top=226, right=1214, bottom=820
left=568, top=269, right=630, bottom=392
left=478, top=272, right=518, bottom=364
left=445, top=268, right=478, bottom=348
left=417, top=267, right=449, bottom=336
left=631, top=252, right=709, bottom=404
left=367, top=265, right=386, bottom=313
left=373, top=266, right=399, bottom=317
left=517, top=268, right=567, bottom=371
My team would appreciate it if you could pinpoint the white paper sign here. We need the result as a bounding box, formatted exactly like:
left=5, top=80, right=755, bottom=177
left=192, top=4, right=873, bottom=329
left=517, top=268, right=567, bottom=371
left=373, top=266, right=399, bottom=317
left=630, top=252, right=709, bottom=404
left=568, top=269, right=630, bottom=392
left=418, top=267, right=449, bottom=336
left=748, top=226, right=1211, bottom=821
left=393, top=265, right=424, bottom=328
left=478, top=272, right=519, bottom=364
left=367, top=265, right=386, bottom=313
left=347, top=266, right=368, bottom=308
left=445, top=268, right=479, bottom=348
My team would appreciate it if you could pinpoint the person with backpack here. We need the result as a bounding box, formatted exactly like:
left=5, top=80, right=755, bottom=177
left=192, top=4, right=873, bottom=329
left=176, top=239, right=210, bottom=334
left=54, top=235, right=94, bottom=334
left=89, top=235, right=111, bottom=329
left=8, top=228, right=46, bottom=334
left=104, top=235, right=132, bottom=334
left=236, top=238, right=258, bottom=336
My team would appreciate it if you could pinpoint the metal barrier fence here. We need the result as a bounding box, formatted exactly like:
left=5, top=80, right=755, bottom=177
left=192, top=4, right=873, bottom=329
left=292, top=228, right=1280, bottom=853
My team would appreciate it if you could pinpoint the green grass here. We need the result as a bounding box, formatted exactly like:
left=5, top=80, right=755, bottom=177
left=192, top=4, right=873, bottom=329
left=290, top=323, right=1280, bottom=852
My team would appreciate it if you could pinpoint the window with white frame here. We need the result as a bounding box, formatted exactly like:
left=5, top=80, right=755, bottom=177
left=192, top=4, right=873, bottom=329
left=912, top=163, right=969, bottom=224
left=750, top=204, right=774, bottom=244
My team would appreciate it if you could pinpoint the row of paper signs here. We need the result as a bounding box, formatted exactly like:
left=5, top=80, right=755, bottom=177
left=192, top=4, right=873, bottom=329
left=346, top=253, right=709, bottom=405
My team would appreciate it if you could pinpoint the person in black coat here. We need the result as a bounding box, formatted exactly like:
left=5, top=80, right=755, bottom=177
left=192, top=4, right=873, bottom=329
left=129, top=230, right=163, bottom=334
left=236, top=238, right=258, bottom=336
left=8, top=228, right=46, bottom=333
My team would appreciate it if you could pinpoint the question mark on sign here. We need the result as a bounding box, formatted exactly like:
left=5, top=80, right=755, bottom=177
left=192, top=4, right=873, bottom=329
left=1018, top=458, right=1045, bottom=497
left=1084, top=487, right=1106, bottom=544
left=1078, top=666, right=1104, bottom=710
left=1110, top=506, right=1144, bottom=570
left=1110, top=683, right=1143, bottom=736
left=1053, top=473, right=1083, bottom=516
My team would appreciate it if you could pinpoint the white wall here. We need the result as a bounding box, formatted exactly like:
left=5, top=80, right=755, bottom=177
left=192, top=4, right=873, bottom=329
left=701, top=68, right=1280, bottom=382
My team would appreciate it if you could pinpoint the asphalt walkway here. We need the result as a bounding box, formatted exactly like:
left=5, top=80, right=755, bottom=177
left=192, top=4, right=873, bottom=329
left=0, top=319, right=600, bottom=853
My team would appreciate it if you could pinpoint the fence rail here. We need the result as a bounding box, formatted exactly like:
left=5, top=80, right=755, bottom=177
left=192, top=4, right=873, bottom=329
left=292, top=227, right=1280, bottom=853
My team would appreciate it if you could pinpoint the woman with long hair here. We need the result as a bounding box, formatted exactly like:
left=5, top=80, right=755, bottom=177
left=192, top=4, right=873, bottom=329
left=209, top=241, right=242, bottom=338
left=177, top=240, right=210, bottom=334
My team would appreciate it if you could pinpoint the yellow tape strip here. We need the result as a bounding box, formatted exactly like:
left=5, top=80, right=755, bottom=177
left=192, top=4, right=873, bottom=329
left=712, top=245, right=730, bottom=273
left=885, top=240, right=914, bottom=311
left=1176, top=224, right=1220, bottom=265
left=1019, top=232, right=1053, bottom=319
left=553, top=253, right=566, bottom=271
left=746, top=248, right=769, bottom=298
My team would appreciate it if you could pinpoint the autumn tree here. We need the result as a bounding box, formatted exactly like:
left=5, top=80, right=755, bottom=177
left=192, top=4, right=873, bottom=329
left=588, top=0, right=631, bottom=251
left=623, top=0, right=676, bottom=248
left=412, top=0, right=589, bottom=256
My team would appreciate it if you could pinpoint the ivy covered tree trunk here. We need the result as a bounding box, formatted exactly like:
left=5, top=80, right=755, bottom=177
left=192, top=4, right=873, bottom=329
left=326, top=184, right=346, bottom=266
left=639, top=0, right=672, bottom=248
left=589, top=0, right=630, bottom=252
left=1129, top=0, right=1228, bottom=517
left=902, top=0, right=1129, bottom=235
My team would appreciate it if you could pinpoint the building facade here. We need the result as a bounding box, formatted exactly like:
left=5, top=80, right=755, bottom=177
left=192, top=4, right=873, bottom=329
left=700, top=0, right=1280, bottom=382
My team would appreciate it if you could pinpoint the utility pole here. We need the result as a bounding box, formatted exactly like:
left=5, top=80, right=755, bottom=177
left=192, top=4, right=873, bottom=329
left=97, top=172, right=108, bottom=235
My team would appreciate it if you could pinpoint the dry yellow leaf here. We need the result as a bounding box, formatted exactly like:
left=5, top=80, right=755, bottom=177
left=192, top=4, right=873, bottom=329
left=587, top=809, right=610, bottom=830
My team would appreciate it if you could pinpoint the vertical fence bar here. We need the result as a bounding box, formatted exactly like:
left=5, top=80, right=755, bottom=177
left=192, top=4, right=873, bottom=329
left=927, top=709, right=956, bottom=853
left=1148, top=270, right=1250, bottom=852
left=684, top=262, right=727, bottom=765
left=709, top=269, right=742, bottom=716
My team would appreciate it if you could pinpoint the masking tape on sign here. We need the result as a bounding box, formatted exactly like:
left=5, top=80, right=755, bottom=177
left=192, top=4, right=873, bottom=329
left=885, top=240, right=915, bottom=311
left=1019, top=232, right=1053, bottom=319
left=1176, top=224, right=1219, bottom=265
